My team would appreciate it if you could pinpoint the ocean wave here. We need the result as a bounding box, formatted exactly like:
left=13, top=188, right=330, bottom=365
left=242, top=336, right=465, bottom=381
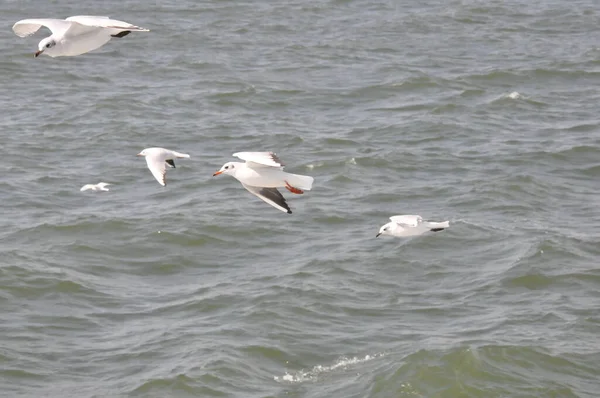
left=372, top=345, right=595, bottom=397
left=274, top=353, right=385, bottom=383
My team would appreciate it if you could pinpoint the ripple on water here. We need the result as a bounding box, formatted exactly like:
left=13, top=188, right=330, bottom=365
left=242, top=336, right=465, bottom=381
left=369, top=346, right=596, bottom=397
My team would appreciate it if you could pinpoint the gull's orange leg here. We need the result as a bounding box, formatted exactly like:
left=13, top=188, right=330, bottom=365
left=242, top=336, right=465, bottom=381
left=285, top=181, right=304, bottom=194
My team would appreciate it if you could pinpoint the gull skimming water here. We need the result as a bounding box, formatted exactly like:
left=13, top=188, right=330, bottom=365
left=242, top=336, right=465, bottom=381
left=80, top=182, right=111, bottom=192
left=376, top=215, right=449, bottom=238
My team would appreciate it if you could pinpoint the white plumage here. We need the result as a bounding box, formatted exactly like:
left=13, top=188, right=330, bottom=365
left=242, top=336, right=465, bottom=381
left=80, top=182, right=111, bottom=192
left=12, top=15, right=149, bottom=57
left=213, top=151, right=314, bottom=214
left=137, top=147, right=190, bottom=187
left=376, top=215, right=450, bottom=238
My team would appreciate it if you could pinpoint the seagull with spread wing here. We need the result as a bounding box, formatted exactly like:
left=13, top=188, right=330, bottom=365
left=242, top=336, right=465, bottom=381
left=213, top=152, right=314, bottom=214
left=137, top=147, right=190, bottom=187
left=376, top=215, right=449, bottom=238
left=80, top=182, right=111, bottom=192
left=12, top=15, right=149, bottom=57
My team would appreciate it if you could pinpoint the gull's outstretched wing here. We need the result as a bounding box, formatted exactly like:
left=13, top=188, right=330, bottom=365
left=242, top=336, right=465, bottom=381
left=12, top=18, right=72, bottom=37
left=145, top=155, right=167, bottom=186
left=242, top=184, right=292, bottom=214
left=66, top=16, right=149, bottom=31
left=233, top=152, right=284, bottom=169
left=389, top=215, right=422, bottom=227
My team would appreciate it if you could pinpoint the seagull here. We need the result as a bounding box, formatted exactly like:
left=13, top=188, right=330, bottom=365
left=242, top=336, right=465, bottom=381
left=213, top=152, right=314, bottom=214
left=137, top=147, right=190, bottom=186
left=376, top=215, right=449, bottom=238
left=12, top=15, right=149, bottom=57
left=80, top=182, right=111, bottom=192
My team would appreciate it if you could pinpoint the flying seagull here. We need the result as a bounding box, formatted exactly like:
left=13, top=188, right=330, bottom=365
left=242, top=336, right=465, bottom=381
left=213, top=151, right=314, bottom=214
left=80, top=182, right=111, bottom=192
left=12, top=15, right=149, bottom=57
left=376, top=215, right=449, bottom=238
left=137, top=147, right=190, bottom=186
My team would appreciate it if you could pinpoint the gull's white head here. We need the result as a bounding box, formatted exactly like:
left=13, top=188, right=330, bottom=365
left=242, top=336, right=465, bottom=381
left=376, top=222, right=394, bottom=238
left=97, top=182, right=110, bottom=188
left=213, top=162, right=238, bottom=177
left=36, top=37, right=57, bottom=57
left=136, top=149, right=149, bottom=157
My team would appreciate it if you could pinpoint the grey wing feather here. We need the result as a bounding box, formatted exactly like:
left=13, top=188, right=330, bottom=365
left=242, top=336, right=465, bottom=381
left=233, top=152, right=284, bottom=168
left=242, top=184, right=292, bottom=214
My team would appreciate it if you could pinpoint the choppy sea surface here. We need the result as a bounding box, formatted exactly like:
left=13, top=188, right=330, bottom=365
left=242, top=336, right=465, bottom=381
left=2, top=0, right=600, bottom=397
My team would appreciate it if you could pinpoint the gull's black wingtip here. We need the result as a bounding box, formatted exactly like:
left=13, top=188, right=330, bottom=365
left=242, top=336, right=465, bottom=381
left=287, top=209, right=292, bottom=214
left=111, top=31, right=131, bottom=38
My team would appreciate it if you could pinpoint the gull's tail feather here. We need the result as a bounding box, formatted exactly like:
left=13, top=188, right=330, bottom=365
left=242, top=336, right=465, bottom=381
left=427, top=221, right=449, bottom=229
left=284, top=173, right=314, bottom=190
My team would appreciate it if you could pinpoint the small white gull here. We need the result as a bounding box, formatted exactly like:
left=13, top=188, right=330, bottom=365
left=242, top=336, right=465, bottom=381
left=80, top=182, right=110, bottom=192
left=213, top=152, right=314, bottom=214
left=376, top=215, right=449, bottom=238
left=137, top=147, right=190, bottom=187
left=12, top=15, right=149, bottom=57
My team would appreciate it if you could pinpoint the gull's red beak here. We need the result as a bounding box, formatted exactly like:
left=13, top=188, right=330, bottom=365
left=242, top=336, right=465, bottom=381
left=213, top=170, right=223, bottom=176
left=136, top=153, right=143, bottom=156
left=34, top=50, right=43, bottom=57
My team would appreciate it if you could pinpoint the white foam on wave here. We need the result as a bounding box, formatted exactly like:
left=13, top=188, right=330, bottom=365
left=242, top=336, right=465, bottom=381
left=507, top=91, right=522, bottom=99
left=274, top=352, right=385, bottom=383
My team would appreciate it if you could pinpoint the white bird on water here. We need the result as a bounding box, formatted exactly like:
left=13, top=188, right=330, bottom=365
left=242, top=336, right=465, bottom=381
left=12, top=15, right=149, bottom=57
left=376, top=215, right=449, bottom=238
left=213, top=152, right=314, bottom=214
left=80, top=182, right=111, bottom=192
left=137, top=147, right=190, bottom=187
